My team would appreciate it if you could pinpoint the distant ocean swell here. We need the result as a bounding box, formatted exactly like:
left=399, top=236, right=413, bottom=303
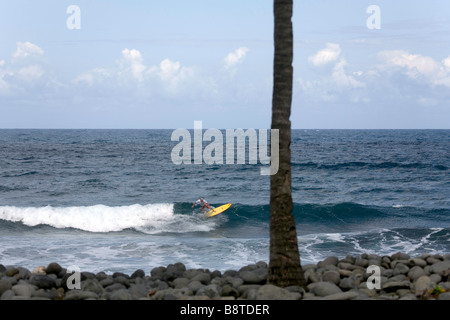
left=291, top=161, right=448, bottom=171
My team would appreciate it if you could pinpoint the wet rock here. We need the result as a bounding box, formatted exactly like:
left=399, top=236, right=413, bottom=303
left=308, top=281, right=342, bottom=297
left=322, top=270, right=340, bottom=285
left=256, top=284, right=301, bottom=300
left=318, top=256, right=339, bottom=268
left=29, top=275, right=56, bottom=290
left=46, top=262, right=63, bottom=275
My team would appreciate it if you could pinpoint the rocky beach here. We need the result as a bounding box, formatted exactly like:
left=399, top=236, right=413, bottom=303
left=1, top=252, right=449, bottom=300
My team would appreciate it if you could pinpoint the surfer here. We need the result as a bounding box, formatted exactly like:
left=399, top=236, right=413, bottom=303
left=192, top=198, right=213, bottom=214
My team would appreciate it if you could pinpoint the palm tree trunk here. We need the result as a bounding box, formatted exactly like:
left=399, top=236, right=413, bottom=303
left=268, top=0, right=305, bottom=287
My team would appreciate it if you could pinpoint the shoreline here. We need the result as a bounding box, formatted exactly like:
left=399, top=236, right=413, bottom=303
left=1, top=252, right=449, bottom=300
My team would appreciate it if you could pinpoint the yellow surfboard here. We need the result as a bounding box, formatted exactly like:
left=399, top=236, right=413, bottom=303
left=206, top=203, right=232, bottom=218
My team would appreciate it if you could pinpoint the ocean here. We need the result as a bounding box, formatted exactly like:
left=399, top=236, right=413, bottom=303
left=0, top=129, right=449, bottom=274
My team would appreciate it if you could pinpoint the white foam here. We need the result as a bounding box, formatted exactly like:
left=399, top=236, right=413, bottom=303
left=0, top=204, right=212, bottom=233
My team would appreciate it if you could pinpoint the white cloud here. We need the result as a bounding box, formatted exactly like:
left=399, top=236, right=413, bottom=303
left=302, top=43, right=365, bottom=97
left=0, top=42, right=46, bottom=94
left=224, top=47, right=249, bottom=69
left=121, top=48, right=146, bottom=82
left=75, top=68, right=112, bottom=87
left=0, top=60, right=8, bottom=92
left=443, top=56, right=450, bottom=71
left=152, top=58, right=196, bottom=94
left=0, top=71, right=10, bottom=93
left=74, top=48, right=200, bottom=99
left=379, top=50, right=450, bottom=87
left=158, top=59, right=182, bottom=81
left=16, top=65, right=44, bottom=81
left=308, top=43, right=341, bottom=66
left=332, top=59, right=365, bottom=89
left=12, top=41, right=44, bottom=61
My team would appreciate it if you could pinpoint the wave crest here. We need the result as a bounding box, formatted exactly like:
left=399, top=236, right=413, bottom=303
left=0, top=204, right=215, bottom=234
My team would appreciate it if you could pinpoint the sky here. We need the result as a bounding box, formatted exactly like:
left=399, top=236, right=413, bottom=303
left=0, top=0, right=449, bottom=129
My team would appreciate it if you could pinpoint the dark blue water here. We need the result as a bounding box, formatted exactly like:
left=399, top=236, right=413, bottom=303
left=0, top=129, right=449, bottom=273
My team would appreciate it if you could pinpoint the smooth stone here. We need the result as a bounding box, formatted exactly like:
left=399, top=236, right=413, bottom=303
left=322, top=270, right=340, bottom=285
left=308, top=281, right=342, bottom=297
left=256, top=284, right=300, bottom=300
left=223, top=276, right=243, bottom=288
left=81, top=279, right=104, bottom=295
left=152, top=288, right=192, bottom=300
left=0, top=279, right=12, bottom=296
left=11, top=284, right=34, bottom=297
left=16, top=267, right=31, bottom=279
left=391, top=252, right=410, bottom=260
left=1, top=289, right=15, bottom=300
left=408, top=258, right=427, bottom=268
left=339, top=277, right=356, bottom=290
left=381, top=281, right=410, bottom=293
left=323, top=291, right=358, bottom=300
left=337, top=262, right=353, bottom=270
left=429, top=260, right=450, bottom=276
left=172, top=277, right=190, bottom=289
left=100, top=277, right=114, bottom=287
left=426, top=257, right=441, bottom=265
left=32, top=266, right=46, bottom=275
left=29, top=275, right=56, bottom=289
left=163, top=263, right=186, bottom=281
left=391, top=260, right=409, bottom=269
left=304, top=269, right=320, bottom=283
left=128, top=284, right=149, bottom=299
left=46, top=262, right=63, bottom=275
left=105, top=283, right=127, bottom=292
left=413, top=276, right=433, bottom=295
left=237, top=284, right=261, bottom=296
left=221, top=285, right=240, bottom=298
left=82, top=271, right=96, bottom=280
left=354, top=258, right=369, bottom=268
left=131, top=269, right=145, bottom=279
left=196, top=284, right=222, bottom=298
left=150, top=266, right=165, bottom=279
left=407, top=266, right=426, bottom=281
left=318, top=256, right=339, bottom=268
left=114, top=275, right=130, bottom=288
left=63, top=290, right=99, bottom=300
left=110, top=289, right=133, bottom=300
left=6, top=267, right=19, bottom=277
left=285, top=285, right=305, bottom=297
left=191, top=272, right=211, bottom=285
left=429, top=274, right=441, bottom=284
left=239, top=268, right=268, bottom=284
left=393, top=263, right=409, bottom=275
left=95, top=271, right=108, bottom=281
left=187, top=280, right=204, bottom=293
left=338, top=269, right=353, bottom=277
left=438, top=292, right=450, bottom=300
left=386, top=274, right=406, bottom=282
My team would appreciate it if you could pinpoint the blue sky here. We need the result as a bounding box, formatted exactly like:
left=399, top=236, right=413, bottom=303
left=0, top=0, right=449, bottom=129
